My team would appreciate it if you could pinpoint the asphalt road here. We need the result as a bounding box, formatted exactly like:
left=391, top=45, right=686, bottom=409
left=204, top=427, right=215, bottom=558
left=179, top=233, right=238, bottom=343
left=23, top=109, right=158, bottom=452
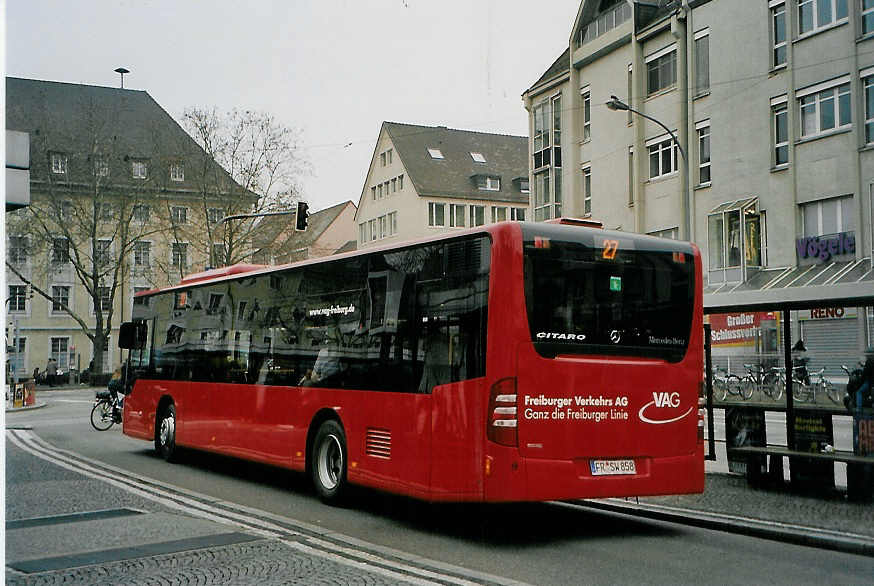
left=6, top=388, right=873, bottom=585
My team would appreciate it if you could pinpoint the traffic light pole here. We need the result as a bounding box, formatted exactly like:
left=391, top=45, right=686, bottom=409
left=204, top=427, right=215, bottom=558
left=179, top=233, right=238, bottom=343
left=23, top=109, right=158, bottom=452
left=220, top=201, right=308, bottom=230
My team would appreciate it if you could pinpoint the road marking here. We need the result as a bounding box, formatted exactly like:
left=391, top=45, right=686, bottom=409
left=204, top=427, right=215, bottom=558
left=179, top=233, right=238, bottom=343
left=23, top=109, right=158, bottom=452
left=7, top=429, right=521, bottom=586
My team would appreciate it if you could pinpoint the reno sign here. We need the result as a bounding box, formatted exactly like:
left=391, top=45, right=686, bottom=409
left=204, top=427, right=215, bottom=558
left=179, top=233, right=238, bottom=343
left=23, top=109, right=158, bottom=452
left=796, top=232, right=855, bottom=265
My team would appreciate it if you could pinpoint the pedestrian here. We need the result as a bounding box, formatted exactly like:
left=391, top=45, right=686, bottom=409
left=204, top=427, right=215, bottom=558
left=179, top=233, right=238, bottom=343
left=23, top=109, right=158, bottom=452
left=46, top=357, right=57, bottom=386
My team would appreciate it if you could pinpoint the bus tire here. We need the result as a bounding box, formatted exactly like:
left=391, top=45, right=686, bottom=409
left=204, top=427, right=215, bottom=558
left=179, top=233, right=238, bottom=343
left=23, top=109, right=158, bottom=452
left=311, top=419, right=347, bottom=504
left=155, top=403, right=177, bottom=462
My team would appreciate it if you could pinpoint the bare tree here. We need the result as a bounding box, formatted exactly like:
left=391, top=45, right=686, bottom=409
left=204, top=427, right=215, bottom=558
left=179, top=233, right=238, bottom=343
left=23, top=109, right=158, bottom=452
left=180, top=107, right=310, bottom=268
left=5, top=96, right=164, bottom=374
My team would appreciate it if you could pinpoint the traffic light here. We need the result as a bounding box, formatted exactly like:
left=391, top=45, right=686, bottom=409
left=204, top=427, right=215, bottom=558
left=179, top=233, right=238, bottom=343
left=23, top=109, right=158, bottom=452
left=295, top=201, right=309, bottom=231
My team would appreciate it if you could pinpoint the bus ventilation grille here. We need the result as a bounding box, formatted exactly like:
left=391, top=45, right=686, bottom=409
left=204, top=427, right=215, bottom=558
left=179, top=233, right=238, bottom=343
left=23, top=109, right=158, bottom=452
left=365, top=428, right=392, bottom=459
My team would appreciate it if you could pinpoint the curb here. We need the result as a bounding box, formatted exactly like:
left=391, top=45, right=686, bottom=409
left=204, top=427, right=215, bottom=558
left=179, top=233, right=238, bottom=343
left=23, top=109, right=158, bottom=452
left=6, top=401, right=48, bottom=413
left=574, top=498, right=874, bottom=557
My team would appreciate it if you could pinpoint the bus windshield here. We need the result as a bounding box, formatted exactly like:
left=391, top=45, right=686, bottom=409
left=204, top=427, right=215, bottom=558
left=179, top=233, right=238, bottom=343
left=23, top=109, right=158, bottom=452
left=522, top=224, right=695, bottom=362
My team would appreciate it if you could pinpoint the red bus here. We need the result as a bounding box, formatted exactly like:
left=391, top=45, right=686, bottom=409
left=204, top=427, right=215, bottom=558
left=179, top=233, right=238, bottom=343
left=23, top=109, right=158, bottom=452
left=120, top=220, right=704, bottom=503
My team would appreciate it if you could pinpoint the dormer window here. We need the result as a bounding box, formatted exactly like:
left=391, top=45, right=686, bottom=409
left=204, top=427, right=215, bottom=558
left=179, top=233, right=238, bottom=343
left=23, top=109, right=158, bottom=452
left=170, top=161, right=184, bottom=182
left=51, top=153, right=67, bottom=174
left=470, top=152, right=486, bottom=163
left=427, top=148, right=444, bottom=160
left=131, top=159, right=148, bottom=179
left=474, top=175, right=500, bottom=191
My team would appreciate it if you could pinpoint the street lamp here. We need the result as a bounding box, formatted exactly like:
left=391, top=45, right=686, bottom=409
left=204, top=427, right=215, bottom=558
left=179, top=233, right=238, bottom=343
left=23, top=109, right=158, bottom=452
left=606, top=94, right=691, bottom=239
left=605, top=95, right=686, bottom=163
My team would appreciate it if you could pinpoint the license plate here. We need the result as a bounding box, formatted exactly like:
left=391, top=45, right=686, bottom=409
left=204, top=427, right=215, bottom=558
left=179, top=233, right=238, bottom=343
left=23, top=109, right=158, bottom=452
left=590, top=459, right=636, bottom=476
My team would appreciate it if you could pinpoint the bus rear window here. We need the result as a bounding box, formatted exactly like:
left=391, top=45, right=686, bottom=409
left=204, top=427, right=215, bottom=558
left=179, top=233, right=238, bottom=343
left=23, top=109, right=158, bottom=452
left=522, top=226, right=695, bottom=362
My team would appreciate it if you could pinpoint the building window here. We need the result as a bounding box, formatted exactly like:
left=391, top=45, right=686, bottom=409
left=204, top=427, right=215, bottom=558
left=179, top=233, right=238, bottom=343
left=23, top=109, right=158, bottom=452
left=369, top=219, right=377, bottom=241
left=8, top=236, right=28, bottom=264
left=96, top=286, right=112, bottom=312
left=380, top=152, right=386, bottom=166
left=627, top=146, right=634, bottom=206
left=51, top=237, right=70, bottom=264
left=772, top=3, right=787, bottom=67
left=212, top=243, right=225, bottom=265
left=772, top=99, right=789, bottom=165
left=133, top=241, right=151, bottom=266
left=171, top=243, right=188, bottom=268
left=533, top=100, right=553, bottom=169
left=9, top=337, right=26, bottom=377
left=864, top=74, right=874, bottom=143
left=646, top=46, right=677, bottom=96
left=470, top=152, right=486, bottom=163
left=51, top=286, right=70, bottom=313
left=391, top=178, right=397, bottom=193
left=95, top=239, right=112, bottom=267
left=377, top=184, right=383, bottom=199
left=388, top=211, right=398, bottom=236
left=799, top=81, right=851, bottom=137
left=511, top=208, right=526, bottom=221
left=802, top=195, right=854, bottom=236
left=170, top=161, right=184, bottom=182
left=371, top=186, right=377, bottom=201
left=583, top=166, right=592, bottom=215
left=171, top=206, right=188, bottom=224
left=428, top=202, right=445, bottom=227
left=697, top=122, right=711, bottom=185
left=694, top=30, right=710, bottom=95
left=864, top=0, right=874, bottom=35
left=576, top=0, right=632, bottom=46
left=647, top=136, right=679, bottom=179
left=131, top=160, right=148, bottom=179
left=470, top=205, right=485, bottom=227
left=51, top=153, right=67, bottom=174
left=519, top=178, right=530, bottom=193
left=491, top=206, right=508, bottom=223
left=450, top=204, right=466, bottom=228
left=398, top=174, right=404, bottom=190
left=427, top=148, right=444, bottom=159
left=133, top=204, right=150, bottom=223
left=207, top=208, right=223, bottom=224
left=649, top=227, right=679, bottom=239
left=798, top=0, right=848, bottom=35
left=387, top=149, right=392, bottom=164
left=708, top=199, right=763, bottom=270
left=50, top=337, right=69, bottom=369
left=533, top=170, right=560, bottom=221
left=359, top=222, right=367, bottom=244
left=9, top=285, right=27, bottom=312
left=94, top=157, right=109, bottom=177
left=379, top=215, right=387, bottom=239
left=581, top=89, right=591, bottom=141
left=476, top=176, right=500, bottom=191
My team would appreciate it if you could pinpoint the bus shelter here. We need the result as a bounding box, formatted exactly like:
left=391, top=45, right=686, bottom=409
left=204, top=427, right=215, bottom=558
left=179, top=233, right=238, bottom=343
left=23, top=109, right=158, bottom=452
left=702, top=262, right=874, bottom=500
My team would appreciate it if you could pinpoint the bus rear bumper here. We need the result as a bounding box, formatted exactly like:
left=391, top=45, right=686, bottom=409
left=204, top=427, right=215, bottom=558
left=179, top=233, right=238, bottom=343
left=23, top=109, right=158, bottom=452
left=490, top=452, right=704, bottom=502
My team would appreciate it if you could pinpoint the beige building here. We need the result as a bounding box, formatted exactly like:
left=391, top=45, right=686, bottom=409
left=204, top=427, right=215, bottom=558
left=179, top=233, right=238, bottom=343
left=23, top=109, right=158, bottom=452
left=251, top=201, right=358, bottom=264
left=5, top=77, right=253, bottom=378
left=354, top=122, right=529, bottom=248
left=523, top=0, right=874, bottom=364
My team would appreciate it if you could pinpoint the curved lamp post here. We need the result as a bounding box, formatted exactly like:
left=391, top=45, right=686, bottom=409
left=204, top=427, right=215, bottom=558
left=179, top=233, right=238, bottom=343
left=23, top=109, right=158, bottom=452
left=606, top=94, right=690, bottom=239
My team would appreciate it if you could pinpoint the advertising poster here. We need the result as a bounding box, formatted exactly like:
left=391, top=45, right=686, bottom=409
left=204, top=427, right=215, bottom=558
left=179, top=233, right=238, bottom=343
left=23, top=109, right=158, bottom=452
left=790, top=410, right=834, bottom=490
left=709, top=311, right=776, bottom=348
left=725, top=407, right=766, bottom=475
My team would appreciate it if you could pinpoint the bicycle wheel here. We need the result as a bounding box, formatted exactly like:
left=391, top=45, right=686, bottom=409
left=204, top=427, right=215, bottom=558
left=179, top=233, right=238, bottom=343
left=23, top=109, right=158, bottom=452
left=738, top=376, right=754, bottom=400
left=90, top=400, right=114, bottom=431
left=792, top=382, right=808, bottom=403
left=822, top=381, right=841, bottom=404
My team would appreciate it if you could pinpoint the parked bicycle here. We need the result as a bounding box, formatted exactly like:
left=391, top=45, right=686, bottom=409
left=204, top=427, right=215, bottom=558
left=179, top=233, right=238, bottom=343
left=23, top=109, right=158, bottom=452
left=713, top=365, right=750, bottom=401
left=793, top=367, right=841, bottom=404
left=90, top=389, right=123, bottom=431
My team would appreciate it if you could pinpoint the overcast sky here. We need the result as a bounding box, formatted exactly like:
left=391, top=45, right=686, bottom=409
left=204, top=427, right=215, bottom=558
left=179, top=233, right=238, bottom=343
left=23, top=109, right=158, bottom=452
left=7, top=0, right=580, bottom=213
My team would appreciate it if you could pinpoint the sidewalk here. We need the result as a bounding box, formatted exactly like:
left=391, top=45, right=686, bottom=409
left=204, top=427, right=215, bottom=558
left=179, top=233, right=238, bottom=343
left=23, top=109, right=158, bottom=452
left=585, top=456, right=874, bottom=557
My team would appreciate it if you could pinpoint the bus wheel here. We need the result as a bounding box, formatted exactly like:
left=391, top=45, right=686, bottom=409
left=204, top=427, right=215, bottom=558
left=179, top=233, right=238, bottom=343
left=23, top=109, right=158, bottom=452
left=311, top=419, right=347, bottom=504
left=155, top=403, right=177, bottom=462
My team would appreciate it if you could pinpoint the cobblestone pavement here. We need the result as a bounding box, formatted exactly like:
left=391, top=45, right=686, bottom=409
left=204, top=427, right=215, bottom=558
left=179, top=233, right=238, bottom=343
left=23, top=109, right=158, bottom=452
left=6, top=540, right=425, bottom=586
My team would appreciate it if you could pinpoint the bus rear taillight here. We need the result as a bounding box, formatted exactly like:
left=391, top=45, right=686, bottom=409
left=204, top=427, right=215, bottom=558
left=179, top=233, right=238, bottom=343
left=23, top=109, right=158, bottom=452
left=697, top=397, right=706, bottom=443
left=488, top=377, right=518, bottom=447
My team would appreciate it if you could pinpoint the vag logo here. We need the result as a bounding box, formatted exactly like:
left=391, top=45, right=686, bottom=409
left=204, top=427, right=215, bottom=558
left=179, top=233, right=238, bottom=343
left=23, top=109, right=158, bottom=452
left=638, top=391, right=692, bottom=425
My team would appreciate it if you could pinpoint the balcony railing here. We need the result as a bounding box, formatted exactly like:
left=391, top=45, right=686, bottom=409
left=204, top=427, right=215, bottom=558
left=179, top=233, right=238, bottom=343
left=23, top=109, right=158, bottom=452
left=576, top=2, right=632, bottom=48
